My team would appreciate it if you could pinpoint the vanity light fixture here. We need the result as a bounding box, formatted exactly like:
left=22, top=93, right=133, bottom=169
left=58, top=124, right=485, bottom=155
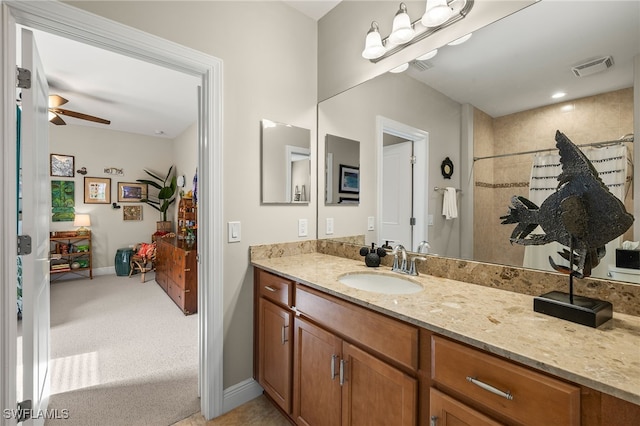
left=389, top=63, right=410, bottom=73
left=361, top=0, right=474, bottom=63
left=447, top=32, right=472, bottom=45
left=416, top=49, right=438, bottom=61
left=389, top=3, right=415, bottom=45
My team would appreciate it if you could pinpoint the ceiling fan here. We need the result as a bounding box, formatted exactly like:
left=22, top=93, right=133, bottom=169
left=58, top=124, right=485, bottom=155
left=48, top=94, right=111, bottom=126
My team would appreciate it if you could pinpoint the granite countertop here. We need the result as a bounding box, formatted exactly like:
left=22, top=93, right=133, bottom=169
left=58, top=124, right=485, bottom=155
left=251, top=252, right=640, bottom=405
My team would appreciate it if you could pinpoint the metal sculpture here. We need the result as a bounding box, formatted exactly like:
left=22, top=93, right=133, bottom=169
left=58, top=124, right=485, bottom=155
left=501, top=130, right=633, bottom=278
left=500, top=130, right=633, bottom=327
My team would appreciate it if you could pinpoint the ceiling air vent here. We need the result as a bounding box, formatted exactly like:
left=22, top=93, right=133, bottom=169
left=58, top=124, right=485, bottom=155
left=571, top=56, right=613, bottom=77
left=410, top=60, right=433, bottom=72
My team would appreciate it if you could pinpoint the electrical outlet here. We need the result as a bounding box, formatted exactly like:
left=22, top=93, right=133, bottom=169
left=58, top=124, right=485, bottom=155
left=326, top=218, right=334, bottom=235
left=228, top=221, right=241, bottom=242
left=298, top=218, right=308, bottom=237
left=367, top=216, right=375, bottom=231
left=428, top=214, right=434, bottom=226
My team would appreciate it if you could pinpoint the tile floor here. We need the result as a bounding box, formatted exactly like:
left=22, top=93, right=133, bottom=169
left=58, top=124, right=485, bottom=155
left=173, top=395, right=291, bottom=425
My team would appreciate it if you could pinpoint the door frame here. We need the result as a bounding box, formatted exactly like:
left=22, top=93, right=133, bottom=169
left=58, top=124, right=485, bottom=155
left=1, top=1, right=224, bottom=423
left=376, top=116, right=429, bottom=252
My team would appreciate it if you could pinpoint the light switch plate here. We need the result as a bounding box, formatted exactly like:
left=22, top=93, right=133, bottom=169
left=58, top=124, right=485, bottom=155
left=228, top=221, right=241, bottom=243
left=326, top=218, right=334, bottom=235
left=367, top=216, right=375, bottom=231
left=298, top=218, right=308, bottom=237
left=428, top=214, right=434, bottom=226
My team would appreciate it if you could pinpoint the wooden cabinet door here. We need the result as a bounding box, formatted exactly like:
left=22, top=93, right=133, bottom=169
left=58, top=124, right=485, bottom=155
left=430, top=388, right=503, bottom=426
left=258, top=298, right=293, bottom=414
left=341, top=341, right=417, bottom=426
left=293, top=317, right=342, bottom=426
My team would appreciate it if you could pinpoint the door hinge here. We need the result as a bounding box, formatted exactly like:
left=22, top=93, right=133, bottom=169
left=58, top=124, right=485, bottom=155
left=17, top=399, right=32, bottom=423
left=410, top=155, right=416, bottom=165
left=17, top=235, right=32, bottom=255
left=410, top=217, right=416, bottom=226
left=16, top=67, right=31, bottom=89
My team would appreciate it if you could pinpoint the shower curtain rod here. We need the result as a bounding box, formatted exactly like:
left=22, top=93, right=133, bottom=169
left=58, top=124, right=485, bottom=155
left=473, top=135, right=634, bottom=161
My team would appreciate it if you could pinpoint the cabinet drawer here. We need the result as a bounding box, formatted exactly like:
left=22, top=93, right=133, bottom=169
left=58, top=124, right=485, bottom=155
left=257, top=269, right=293, bottom=307
left=432, top=336, right=580, bottom=425
left=295, top=285, right=418, bottom=371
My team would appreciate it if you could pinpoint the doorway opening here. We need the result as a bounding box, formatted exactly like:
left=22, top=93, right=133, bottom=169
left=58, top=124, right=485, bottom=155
left=377, top=116, right=429, bottom=252
left=2, top=1, right=224, bottom=421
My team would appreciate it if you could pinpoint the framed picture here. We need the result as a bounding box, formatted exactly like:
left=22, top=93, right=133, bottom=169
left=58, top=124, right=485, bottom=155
left=50, top=154, right=75, bottom=177
left=123, top=205, right=143, bottom=221
left=117, top=182, right=147, bottom=202
left=84, top=177, right=111, bottom=204
left=51, top=180, right=75, bottom=221
left=339, top=164, right=360, bottom=194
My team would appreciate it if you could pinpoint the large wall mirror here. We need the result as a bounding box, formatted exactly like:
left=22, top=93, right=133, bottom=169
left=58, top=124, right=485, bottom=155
left=261, top=119, right=311, bottom=204
left=317, top=1, right=639, bottom=283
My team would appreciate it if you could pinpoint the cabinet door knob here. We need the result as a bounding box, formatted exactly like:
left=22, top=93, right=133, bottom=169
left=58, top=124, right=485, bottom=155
left=466, top=376, right=514, bottom=400
left=430, top=415, right=438, bottom=426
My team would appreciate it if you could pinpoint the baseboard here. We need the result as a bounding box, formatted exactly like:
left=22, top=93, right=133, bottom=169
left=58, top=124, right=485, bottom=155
left=222, top=378, right=264, bottom=414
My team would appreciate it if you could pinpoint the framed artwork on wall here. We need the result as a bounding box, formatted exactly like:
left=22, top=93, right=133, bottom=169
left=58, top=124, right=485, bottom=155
left=339, top=164, right=360, bottom=194
left=51, top=180, right=75, bottom=221
left=50, top=154, right=75, bottom=177
left=123, top=205, right=143, bottom=221
left=117, top=182, right=147, bottom=202
left=84, top=177, right=111, bottom=204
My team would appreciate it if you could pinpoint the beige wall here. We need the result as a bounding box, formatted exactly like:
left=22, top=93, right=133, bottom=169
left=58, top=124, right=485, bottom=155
left=49, top=125, right=174, bottom=270
left=66, top=1, right=317, bottom=389
left=473, top=88, right=634, bottom=267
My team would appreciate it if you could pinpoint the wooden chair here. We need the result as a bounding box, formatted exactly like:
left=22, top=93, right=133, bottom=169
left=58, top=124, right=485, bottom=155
left=129, top=242, right=156, bottom=283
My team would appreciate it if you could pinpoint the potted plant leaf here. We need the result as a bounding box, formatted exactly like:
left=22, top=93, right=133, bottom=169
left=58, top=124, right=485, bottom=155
left=137, top=166, right=177, bottom=231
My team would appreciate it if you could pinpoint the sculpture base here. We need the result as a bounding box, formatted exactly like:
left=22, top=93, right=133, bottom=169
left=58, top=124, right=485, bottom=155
left=533, top=291, right=612, bottom=328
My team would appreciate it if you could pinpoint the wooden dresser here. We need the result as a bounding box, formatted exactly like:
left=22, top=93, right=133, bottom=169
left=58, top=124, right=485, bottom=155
left=155, top=237, right=197, bottom=315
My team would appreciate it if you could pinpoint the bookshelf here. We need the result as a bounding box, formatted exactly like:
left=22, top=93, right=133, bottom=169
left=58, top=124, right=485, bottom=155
left=50, top=231, right=93, bottom=280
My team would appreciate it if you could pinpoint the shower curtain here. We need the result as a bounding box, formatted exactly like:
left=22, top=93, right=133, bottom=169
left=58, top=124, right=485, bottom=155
left=522, top=144, right=630, bottom=279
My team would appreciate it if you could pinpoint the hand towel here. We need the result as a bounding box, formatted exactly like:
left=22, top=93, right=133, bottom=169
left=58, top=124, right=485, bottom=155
left=442, top=187, right=458, bottom=220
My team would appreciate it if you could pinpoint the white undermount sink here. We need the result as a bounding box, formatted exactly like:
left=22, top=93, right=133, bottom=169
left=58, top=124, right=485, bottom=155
left=338, top=272, right=423, bottom=295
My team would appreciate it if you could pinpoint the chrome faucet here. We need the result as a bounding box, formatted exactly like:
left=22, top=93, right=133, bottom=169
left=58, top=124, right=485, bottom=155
left=417, top=241, right=431, bottom=254
left=391, top=244, right=408, bottom=274
left=408, top=256, right=426, bottom=276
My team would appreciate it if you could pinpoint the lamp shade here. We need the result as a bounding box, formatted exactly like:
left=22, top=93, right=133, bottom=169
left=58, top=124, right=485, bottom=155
left=389, top=3, right=414, bottom=45
left=421, top=0, right=453, bottom=27
left=74, top=214, right=91, bottom=235
left=362, top=22, right=386, bottom=59
left=73, top=214, right=91, bottom=227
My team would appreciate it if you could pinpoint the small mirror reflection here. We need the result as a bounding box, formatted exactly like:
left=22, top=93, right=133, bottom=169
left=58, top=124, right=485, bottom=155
left=325, top=134, right=360, bottom=205
left=261, top=119, right=311, bottom=204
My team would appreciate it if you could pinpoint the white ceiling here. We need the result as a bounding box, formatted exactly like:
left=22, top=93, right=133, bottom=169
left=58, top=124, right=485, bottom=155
left=406, top=1, right=640, bottom=117
left=22, top=1, right=639, bottom=140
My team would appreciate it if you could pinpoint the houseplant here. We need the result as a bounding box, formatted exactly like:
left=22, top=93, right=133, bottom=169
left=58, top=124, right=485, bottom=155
left=137, top=166, right=178, bottom=228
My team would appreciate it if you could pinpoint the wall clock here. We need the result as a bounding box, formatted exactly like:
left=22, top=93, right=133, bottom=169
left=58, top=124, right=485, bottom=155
left=441, top=157, right=454, bottom=179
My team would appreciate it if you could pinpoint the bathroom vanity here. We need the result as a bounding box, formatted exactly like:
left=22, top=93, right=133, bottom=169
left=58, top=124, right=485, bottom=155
left=252, top=252, right=640, bottom=425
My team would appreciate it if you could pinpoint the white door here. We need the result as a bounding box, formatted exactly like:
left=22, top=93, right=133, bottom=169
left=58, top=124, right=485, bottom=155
left=20, top=27, right=51, bottom=425
left=381, top=141, right=413, bottom=248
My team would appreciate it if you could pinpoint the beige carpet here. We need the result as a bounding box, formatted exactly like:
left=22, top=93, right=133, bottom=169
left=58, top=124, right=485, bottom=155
left=45, top=273, right=199, bottom=426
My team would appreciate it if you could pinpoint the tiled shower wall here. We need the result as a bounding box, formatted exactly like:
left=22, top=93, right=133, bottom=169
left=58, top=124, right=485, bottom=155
left=473, top=87, right=634, bottom=267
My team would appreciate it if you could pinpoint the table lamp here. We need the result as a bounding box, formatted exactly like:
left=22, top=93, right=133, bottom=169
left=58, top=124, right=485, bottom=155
left=73, top=214, right=91, bottom=235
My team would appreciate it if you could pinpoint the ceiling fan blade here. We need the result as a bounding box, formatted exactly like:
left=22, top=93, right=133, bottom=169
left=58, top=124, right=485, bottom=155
left=48, top=94, right=68, bottom=108
left=51, top=108, right=111, bottom=125
left=49, top=111, right=66, bottom=125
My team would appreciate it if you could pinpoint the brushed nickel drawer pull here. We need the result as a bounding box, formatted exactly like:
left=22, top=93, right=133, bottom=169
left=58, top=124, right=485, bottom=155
left=466, top=376, right=513, bottom=400
left=339, top=359, right=346, bottom=386
left=264, top=285, right=277, bottom=292
left=184, top=268, right=191, bottom=272
left=331, top=354, right=338, bottom=380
